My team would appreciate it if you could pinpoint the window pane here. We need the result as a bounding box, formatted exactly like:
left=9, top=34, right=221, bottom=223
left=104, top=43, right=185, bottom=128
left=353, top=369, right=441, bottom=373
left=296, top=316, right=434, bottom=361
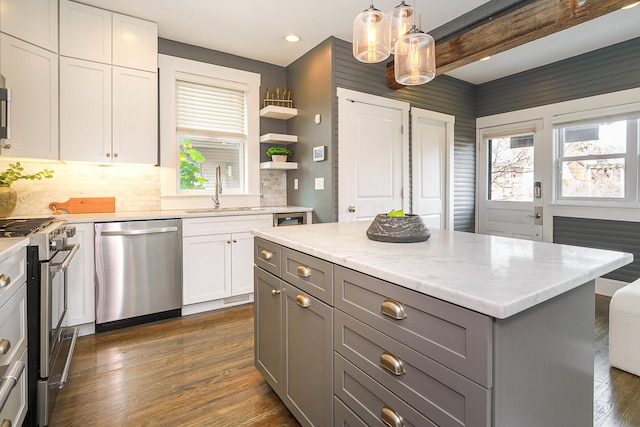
left=179, top=135, right=243, bottom=192
left=489, top=136, right=534, bottom=201
left=561, top=158, right=625, bottom=198
left=562, top=121, right=627, bottom=157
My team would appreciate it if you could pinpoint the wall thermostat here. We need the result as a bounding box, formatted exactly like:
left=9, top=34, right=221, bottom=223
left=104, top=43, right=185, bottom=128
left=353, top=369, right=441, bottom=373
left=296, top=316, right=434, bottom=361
left=313, top=145, right=326, bottom=162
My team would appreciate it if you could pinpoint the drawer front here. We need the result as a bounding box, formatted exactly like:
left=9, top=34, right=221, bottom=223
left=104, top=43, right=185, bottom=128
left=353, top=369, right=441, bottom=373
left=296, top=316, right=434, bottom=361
left=254, top=237, right=281, bottom=277
left=335, top=265, right=492, bottom=387
left=0, top=248, right=26, bottom=308
left=335, top=397, right=368, bottom=427
left=281, top=247, right=333, bottom=304
left=0, top=284, right=27, bottom=367
left=335, top=310, right=490, bottom=427
left=0, top=347, right=28, bottom=426
left=335, top=353, right=438, bottom=427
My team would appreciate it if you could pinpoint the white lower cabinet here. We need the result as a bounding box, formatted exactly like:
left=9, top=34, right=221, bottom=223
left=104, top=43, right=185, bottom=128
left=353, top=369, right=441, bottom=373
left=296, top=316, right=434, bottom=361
left=65, top=223, right=96, bottom=334
left=183, top=215, right=272, bottom=313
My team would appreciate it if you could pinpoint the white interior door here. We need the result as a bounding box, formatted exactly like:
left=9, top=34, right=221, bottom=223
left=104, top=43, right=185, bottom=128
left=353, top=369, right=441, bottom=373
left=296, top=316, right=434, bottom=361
left=477, top=121, right=543, bottom=241
left=338, top=88, right=409, bottom=222
left=411, top=108, right=454, bottom=229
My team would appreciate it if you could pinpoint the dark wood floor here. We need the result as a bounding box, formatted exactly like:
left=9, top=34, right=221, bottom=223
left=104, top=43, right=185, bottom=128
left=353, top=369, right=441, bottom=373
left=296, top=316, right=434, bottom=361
left=50, top=296, right=640, bottom=426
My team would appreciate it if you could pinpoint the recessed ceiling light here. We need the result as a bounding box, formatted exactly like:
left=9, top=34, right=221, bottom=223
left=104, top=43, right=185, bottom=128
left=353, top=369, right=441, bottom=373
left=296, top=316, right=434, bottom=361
left=622, top=1, right=639, bottom=9
left=285, top=34, right=301, bottom=43
left=480, top=56, right=491, bottom=61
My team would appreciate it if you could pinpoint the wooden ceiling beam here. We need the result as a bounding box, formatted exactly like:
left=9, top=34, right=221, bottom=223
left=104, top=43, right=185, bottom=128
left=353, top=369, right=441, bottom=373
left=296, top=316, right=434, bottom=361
left=434, top=0, right=633, bottom=75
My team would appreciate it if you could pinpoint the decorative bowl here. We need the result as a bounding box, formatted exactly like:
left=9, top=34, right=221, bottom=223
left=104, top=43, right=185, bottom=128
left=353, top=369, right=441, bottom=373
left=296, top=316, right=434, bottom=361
left=366, top=213, right=431, bottom=243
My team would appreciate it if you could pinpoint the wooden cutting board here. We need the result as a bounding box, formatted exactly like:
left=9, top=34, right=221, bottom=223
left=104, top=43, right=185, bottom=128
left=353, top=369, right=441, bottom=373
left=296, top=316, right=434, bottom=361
left=49, top=197, right=115, bottom=214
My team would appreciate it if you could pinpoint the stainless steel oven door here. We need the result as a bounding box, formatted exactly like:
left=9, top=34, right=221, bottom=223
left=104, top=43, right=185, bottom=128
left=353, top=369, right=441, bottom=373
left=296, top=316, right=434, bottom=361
left=38, top=243, right=79, bottom=426
left=39, top=244, right=78, bottom=378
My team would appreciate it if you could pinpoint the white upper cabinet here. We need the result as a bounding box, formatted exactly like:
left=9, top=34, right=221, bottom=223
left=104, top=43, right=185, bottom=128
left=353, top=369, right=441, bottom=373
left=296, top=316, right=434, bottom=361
left=0, top=34, right=58, bottom=159
left=0, top=0, right=58, bottom=52
left=112, top=66, right=157, bottom=164
left=112, top=13, right=157, bottom=72
left=59, top=0, right=111, bottom=63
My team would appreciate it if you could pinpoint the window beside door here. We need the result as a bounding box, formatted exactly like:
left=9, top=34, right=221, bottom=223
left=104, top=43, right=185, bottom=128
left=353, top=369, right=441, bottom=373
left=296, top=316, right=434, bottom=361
left=555, top=114, right=639, bottom=203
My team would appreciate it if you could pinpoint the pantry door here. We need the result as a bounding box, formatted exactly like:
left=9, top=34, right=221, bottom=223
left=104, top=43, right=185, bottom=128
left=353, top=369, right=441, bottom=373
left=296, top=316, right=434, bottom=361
left=337, top=88, right=409, bottom=222
left=477, top=121, right=543, bottom=241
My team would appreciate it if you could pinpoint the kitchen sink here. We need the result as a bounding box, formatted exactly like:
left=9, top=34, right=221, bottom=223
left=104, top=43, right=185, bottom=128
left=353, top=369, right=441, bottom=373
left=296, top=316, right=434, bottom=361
left=184, top=207, right=266, bottom=213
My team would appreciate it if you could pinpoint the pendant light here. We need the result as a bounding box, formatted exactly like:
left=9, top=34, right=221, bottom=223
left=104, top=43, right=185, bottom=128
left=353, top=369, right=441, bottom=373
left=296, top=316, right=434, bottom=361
left=389, top=0, right=420, bottom=53
left=393, top=0, right=435, bottom=86
left=353, top=2, right=390, bottom=63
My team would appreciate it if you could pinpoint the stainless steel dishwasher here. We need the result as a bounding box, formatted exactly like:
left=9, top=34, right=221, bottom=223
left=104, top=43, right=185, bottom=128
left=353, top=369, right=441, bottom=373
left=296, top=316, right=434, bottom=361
left=95, top=219, right=182, bottom=332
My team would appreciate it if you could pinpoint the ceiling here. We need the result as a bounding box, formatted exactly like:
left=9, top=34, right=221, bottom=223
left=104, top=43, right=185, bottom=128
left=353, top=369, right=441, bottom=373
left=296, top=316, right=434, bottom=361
left=77, top=0, right=640, bottom=85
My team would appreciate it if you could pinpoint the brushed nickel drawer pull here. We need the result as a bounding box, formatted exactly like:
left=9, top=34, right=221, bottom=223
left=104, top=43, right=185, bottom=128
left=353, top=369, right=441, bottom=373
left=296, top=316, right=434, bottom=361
left=0, top=340, right=9, bottom=356
left=260, top=249, right=273, bottom=260
left=381, top=405, right=404, bottom=427
left=296, top=294, right=311, bottom=308
left=1, top=419, right=12, bottom=427
left=381, top=299, right=407, bottom=320
left=0, top=274, right=9, bottom=289
left=380, top=352, right=406, bottom=376
left=271, top=289, right=281, bottom=296
left=296, top=265, right=311, bottom=277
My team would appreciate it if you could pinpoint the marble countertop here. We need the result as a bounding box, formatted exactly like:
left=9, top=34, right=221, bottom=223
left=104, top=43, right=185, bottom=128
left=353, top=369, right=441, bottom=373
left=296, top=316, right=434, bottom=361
left=252, top=221, right=633, bottom=319
left=12, top=206, right=312, bottom=224
left=0, top=238, right=29, bottom=263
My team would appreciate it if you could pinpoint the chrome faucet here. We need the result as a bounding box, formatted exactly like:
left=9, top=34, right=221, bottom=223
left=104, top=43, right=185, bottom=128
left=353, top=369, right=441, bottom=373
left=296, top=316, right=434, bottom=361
left=212, top=164, right=221, bottom=208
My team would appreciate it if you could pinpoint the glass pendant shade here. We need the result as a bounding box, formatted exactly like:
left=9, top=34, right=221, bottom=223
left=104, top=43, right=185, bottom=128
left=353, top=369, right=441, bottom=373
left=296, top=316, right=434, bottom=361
left=394, top=26, right=436, bottom=85
left=389, top=1, right=420, bottom=53
left=353, top=4, right=390, bottom=63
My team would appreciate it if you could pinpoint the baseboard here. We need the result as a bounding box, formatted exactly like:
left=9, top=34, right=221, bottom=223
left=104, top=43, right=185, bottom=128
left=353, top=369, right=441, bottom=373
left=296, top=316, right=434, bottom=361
left=596, top=277, right=629, bottom=297
left=182, top=293, right=254, bottom=316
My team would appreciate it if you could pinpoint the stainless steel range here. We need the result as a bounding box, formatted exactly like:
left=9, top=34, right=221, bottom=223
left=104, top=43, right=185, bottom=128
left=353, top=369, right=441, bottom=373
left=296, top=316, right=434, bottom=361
left=0, top=217, right=80, bottom=426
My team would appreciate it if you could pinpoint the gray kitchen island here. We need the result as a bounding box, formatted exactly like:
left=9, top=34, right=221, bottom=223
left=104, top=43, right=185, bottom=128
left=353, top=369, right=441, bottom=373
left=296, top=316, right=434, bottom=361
left=251, top=221, right=632, bottom=427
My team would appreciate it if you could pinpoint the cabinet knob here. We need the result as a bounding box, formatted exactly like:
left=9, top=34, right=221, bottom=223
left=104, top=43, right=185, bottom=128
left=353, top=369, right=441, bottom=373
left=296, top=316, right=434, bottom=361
left=380, top=352, right=406, bottom=376
left=297, top=265, right=311, bottom=278
left=106, top=152, right=111, bottom=157
left=227, top=240, right=232, bottom=244
left=381, top=299, right=407, bottom=320
left=295, top=294, right=311, bottom=308
left=271, top=289, right=280, bottom=296
left=113, top=153, right=118, bottom=158
left=0, top=274, right=10, bottom=288
left=348, top=205, right=356, bottom=213
left=1, top=419, right=12, bottom=427
left=260, top=250, right=273, bottom=260
left=0, top=339, right=10, bottom=355
left=381, top=406, right=404, bottom=427
left=232, top=239, right=237, bottom=243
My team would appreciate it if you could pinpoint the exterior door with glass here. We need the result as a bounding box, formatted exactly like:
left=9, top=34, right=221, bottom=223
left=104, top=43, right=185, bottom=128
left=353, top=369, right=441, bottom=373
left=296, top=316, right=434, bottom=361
left=477, top=121, right=543, bottom=241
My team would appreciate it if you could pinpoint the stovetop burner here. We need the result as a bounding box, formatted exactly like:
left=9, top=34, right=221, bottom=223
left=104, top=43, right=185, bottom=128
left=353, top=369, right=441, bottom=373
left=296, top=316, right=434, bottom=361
left=0, top=217, right=57, bottom=237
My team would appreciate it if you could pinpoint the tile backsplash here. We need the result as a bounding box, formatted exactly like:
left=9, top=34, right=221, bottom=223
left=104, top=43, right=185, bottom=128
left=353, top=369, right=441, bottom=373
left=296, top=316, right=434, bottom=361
left=1, top=160, right=287, bottom=216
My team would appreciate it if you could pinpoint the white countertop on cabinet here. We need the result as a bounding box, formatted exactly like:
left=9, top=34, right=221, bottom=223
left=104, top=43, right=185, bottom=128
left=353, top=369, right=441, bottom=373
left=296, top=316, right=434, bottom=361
left=0, top=238, right=29, bottom=263
left=251, top=221, right=633, bottom=319
left=14, top=206, right=312, bottom=223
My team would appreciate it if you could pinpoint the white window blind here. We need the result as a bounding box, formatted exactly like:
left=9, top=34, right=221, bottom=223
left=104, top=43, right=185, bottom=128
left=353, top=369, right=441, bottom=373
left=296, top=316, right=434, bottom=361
left=176, top=80, right=246, bottom=135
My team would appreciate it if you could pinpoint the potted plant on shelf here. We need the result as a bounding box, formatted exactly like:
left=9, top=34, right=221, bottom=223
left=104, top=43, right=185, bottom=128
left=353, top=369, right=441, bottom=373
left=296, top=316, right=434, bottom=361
left=266, top=146, right=292, bottom=163
left=0, top=162, right=55, bottom=218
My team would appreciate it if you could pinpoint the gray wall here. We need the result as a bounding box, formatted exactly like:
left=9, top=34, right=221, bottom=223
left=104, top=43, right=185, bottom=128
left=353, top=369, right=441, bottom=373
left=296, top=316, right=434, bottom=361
left=285, top=39, right=334, bottom=224
left=477, top=37, right=640, bottom=117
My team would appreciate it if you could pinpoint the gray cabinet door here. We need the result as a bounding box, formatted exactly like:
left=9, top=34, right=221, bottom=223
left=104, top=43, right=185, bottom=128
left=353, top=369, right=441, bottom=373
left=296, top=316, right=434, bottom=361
left=254, top=267, right=282, bottom=395
left=282, top=281, right=333, bottom=427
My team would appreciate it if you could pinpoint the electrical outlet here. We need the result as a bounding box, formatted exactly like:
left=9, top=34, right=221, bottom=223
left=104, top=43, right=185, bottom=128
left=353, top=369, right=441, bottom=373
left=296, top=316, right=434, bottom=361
left=294, top=178, right=299, bottom=190
left=314, top=177, right=324, bottom=190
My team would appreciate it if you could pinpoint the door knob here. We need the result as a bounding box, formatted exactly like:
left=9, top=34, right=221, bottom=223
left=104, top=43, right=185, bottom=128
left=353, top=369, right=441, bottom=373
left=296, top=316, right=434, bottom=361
left=527, top=213, right=541, bottom=219
left=348, top=205, right=356, bottom=213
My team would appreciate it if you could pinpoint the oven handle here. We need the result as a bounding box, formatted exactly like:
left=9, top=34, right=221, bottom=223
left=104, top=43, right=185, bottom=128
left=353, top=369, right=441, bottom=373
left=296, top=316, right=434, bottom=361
left=50, top=243, right=80, bottom=274
left=0, top=360, right=25, bottom=412
left=56, top=327, right=78, bottom=389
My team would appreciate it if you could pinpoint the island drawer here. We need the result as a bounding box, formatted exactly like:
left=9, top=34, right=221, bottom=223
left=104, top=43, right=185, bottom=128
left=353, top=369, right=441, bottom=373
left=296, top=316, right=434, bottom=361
left=335, top=265, right=492, bottom=387
left=335, top=397, right=368, bottom=427
left=335, top=353, right=438, bottom=427
left=254, top=237, right=281, bottom=277
left=281, top=247, right=333, bottom=304
left=334, top=310, right=490, bottom=426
